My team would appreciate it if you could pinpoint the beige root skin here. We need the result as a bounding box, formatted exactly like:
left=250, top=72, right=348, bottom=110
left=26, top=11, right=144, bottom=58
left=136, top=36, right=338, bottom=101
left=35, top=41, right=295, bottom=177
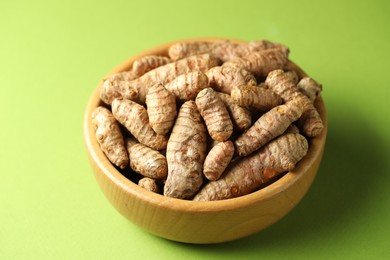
left=217, top=92, right=252, bottom=131
left=132, top=55, right=171, bottom=77
left=100, top=54, right=221, bottom=104
left=164, top=71, right=209, bottom=101
left=297, top=77, right=323, bottom=102
left=298, top=108, right=324, bottom=137
left=196, top=88, right=233, bottom=141
left=284, top=124, right=300, bottom=134
left=168, top=40, right=289, bottom=62
left=100, top=77, right=138, bottom=105
left=206, top=65, right=257, bottom=94
left=145, top=83, right=177, bottom=135
left=138, top=177, right=160, bottom=193
left=164, top=101, right=207, bottom=199
left=193, top=133, right=308, bottom=201
left=234, top=98, right=305, bottom=157
left=99, top=71, right=139, bottom=105
left=265, top=69, right=324, bottom=137
left=285, top=70, right=300, bottom=84
left=125, top=138, right=168, bottom=179
left=225, top=48, right=289, bottom=78
left=168, top=41, right=214, bottom=61
left=104, top=70, right=138, bottom=81
left=203, top=141, right=235, bottom=181
left=232, top=40, right=289, bottom=60
left=91, top=106, right=129, bottom=169
left=208, top=139, right=221, bottom=150
left=231, top=84, right=283, bottom=111
left=111, top=98, right=168, bottom=150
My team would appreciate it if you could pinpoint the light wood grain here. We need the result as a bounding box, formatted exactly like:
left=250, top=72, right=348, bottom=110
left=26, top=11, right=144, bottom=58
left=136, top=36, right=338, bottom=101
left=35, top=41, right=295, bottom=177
left=83, top=38, right=327, bottom=244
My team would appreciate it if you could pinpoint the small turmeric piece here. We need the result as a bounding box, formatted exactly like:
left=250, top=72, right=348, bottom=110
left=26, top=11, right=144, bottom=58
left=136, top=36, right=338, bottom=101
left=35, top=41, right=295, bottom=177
left=138, top=177, right=160, bottom=193
left=125, top=138, right=167, bottom=179
left=208, top=139, right=221, bottom=150
left=224, top=48, right=289, bottom=78
left=231, top=84, right=283, bottom=111
left=196, top=88, right=233, bottom=141
left=164, top=101, right=207, bottom=199
left=104, top=70, right=138, bottom=81
left=207, top=65, right=257, bottom=94
left=193, top=133, right=308, bottom=201
left=100, top=54, right=221, bottom=104
left=284, top=124, right=300, bottom=134
left=164, top=71, right=209, bottom=101
left=297, top=77, right=322, bottom=102
left=111, top=98, right=168, bottom=150
left=265, top=69, right=324, bottom=137
left=145, top=83, right=177, bottom=135
left=168, top=40, right=289, bottom=62
left=285, top=70, right=300, bottom=85
left=132, top=55, right=171, bottom=77
left=91, top=106, right=129, bottom=169
left=231, top=40, right=289, bottom=61
left=100, top=77, right=138, bottom=105
left=203, top=141, right=235, bottom=181
left=168, top=41, right=214, bottom=61
left=234, top=98, right=305, bottom=157
left=217, top=92, right=252, bottom=131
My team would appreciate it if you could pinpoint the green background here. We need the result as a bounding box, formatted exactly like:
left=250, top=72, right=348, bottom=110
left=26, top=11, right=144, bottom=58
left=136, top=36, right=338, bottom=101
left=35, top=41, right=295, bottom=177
left=1, top=0, right=389, bottom=259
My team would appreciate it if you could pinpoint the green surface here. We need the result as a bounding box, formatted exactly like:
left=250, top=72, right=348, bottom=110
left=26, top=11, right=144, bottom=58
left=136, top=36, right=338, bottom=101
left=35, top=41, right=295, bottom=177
left=1, top=0, right=389, bottom=259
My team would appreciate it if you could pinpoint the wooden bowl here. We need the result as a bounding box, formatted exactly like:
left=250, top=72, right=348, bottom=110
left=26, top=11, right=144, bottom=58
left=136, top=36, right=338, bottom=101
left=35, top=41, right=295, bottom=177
left=83, top=38, right=327, bottom=244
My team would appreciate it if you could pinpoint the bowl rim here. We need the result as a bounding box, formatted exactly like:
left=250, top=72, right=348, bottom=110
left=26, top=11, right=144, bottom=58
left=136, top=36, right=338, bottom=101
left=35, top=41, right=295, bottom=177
left=83, top=37, right=327, bottom=213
